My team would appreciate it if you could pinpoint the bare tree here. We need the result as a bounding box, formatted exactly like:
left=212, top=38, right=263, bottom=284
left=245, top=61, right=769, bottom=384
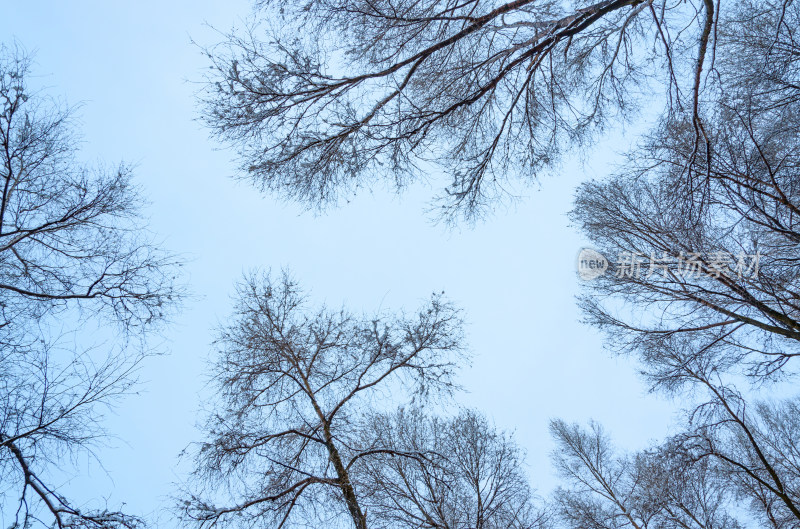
left=180, top=271, right=467, bottom=529
left=550, top=418, right=743, bottom=529
left=199, top=0, right=724, bottom=221
left=694, top=396, right=800, bottom=529
left=550, top=361, right=800, bottom=529
left=194, top=2, right=800, bottom=527
left=664, top=357, right=800, bottom=529
left=564, top=2, right=800, bottom=403
left=572, top=104, right=800, bottom=384
left=361, top=408, right=548, bottom=529
left=556, top=3, right=800, bottom=528
left=0, top=46, right=182, bottom=529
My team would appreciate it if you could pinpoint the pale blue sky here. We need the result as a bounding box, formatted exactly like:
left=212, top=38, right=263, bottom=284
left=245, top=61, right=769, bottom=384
left=1, top=1, right=676, bottom=523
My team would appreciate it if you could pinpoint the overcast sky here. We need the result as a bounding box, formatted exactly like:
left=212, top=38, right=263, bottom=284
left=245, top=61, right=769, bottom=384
left=2, top=2, right=678, bottom=524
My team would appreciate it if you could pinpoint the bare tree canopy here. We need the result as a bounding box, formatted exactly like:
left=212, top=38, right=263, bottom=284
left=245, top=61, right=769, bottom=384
left=180, top=271, right=470, bottom=529
left=555, top=2, right=800, bottom=528
left=571, top=0, right=800, bottom=389
left=551, top=419, right=744, bottom=529
left=362, top=408, right=548, bottom=529
left=200, top=0, right=735, bottom=220
left=0, top=45, right=183, bottom=529
left=551, top=385, right=800, bottom=529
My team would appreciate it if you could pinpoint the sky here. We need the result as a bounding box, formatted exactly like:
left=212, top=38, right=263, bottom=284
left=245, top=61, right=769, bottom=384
left=1, top=1, right=678, bottom=524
